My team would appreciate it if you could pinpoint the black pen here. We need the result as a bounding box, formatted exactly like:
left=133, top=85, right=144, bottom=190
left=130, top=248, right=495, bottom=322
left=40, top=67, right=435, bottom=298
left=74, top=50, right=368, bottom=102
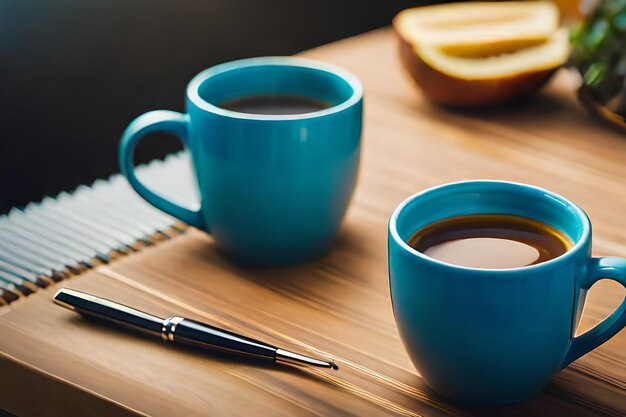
left=53, top=288, right=337, bottom=370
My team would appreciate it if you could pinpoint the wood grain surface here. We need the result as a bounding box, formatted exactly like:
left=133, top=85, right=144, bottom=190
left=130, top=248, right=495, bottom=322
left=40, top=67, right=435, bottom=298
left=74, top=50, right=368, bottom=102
left=1, top=28, right=625, bottom=417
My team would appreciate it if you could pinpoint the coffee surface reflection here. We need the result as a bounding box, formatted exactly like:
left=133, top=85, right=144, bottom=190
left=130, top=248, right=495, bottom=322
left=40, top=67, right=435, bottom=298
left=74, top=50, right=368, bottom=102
left=408, top=214, right=573, bottom=269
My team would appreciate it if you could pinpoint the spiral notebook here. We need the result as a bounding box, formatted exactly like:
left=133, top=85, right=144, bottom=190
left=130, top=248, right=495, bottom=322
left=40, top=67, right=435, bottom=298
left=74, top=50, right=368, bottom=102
left=0, top=152, right=196, bottom=305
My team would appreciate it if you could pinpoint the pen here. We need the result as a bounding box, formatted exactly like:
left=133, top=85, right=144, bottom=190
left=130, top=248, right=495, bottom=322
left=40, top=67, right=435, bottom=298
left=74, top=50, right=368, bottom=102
left=53, top=288, right=338, bottom=370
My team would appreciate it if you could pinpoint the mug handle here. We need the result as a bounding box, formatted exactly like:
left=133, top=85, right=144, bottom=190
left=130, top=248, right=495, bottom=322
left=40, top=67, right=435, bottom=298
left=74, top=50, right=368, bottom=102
left=119, top=110, right=205, bottom=230
left=563, top=256, right=626, bottom=367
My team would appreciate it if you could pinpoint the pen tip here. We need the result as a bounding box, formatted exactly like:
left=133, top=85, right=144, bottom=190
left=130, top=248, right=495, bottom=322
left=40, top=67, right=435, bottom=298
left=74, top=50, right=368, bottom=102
left=275, top=348, right=338, bottom=370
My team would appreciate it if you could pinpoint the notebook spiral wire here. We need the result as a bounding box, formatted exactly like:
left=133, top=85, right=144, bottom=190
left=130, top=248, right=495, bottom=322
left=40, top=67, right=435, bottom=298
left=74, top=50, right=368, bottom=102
left=0, top=152, right=197, bottom=305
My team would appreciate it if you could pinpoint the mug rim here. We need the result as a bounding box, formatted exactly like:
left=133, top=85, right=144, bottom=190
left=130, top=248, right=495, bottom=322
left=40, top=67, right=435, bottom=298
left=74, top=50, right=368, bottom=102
left=389, top=180, right=591, bottom=273
left=186, top=56, right=363, bottom=121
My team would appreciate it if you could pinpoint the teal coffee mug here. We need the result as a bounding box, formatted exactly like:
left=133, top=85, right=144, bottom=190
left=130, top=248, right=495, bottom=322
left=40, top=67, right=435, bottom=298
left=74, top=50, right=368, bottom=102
left=388, top=180, right=626, bottom=405
left=120, top=57, right=363, bottom=265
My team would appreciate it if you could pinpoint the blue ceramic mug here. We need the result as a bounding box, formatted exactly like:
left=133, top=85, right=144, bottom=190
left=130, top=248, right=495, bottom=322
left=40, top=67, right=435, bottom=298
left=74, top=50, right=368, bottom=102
left=388, top=180, right=626, bottom=405
left=120, top=57, right=362, bottom=265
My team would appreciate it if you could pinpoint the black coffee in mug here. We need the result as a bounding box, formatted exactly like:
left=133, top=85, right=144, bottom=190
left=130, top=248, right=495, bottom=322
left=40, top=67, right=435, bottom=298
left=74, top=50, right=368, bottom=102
left=220, top=94, right=330, bottom=115
left=407, top=214, right=573, bottom=269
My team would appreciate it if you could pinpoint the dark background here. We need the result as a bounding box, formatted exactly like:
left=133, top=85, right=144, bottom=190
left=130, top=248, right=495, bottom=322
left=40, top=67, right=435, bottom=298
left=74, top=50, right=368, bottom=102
left=0, top=0, right=437, bottom=213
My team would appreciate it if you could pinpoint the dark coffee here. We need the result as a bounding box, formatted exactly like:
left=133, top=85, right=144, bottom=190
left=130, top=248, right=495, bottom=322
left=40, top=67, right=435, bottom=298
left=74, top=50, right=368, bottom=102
left=219, top=94, right=330, bottom=115
left=407, top=214, right=573, bottom=269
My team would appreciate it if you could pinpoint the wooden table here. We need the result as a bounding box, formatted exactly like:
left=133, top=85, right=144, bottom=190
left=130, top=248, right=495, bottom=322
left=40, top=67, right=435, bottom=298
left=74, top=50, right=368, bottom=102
left=1, top=28, right=625, bottom=417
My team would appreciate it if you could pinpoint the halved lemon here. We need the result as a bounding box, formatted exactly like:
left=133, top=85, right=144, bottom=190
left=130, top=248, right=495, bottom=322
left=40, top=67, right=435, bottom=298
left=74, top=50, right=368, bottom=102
left=393, top=2, right=569, bottom=106
left=394, top=1, right=560, bottom=57
left=416, top=28, right=569, bottom=81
